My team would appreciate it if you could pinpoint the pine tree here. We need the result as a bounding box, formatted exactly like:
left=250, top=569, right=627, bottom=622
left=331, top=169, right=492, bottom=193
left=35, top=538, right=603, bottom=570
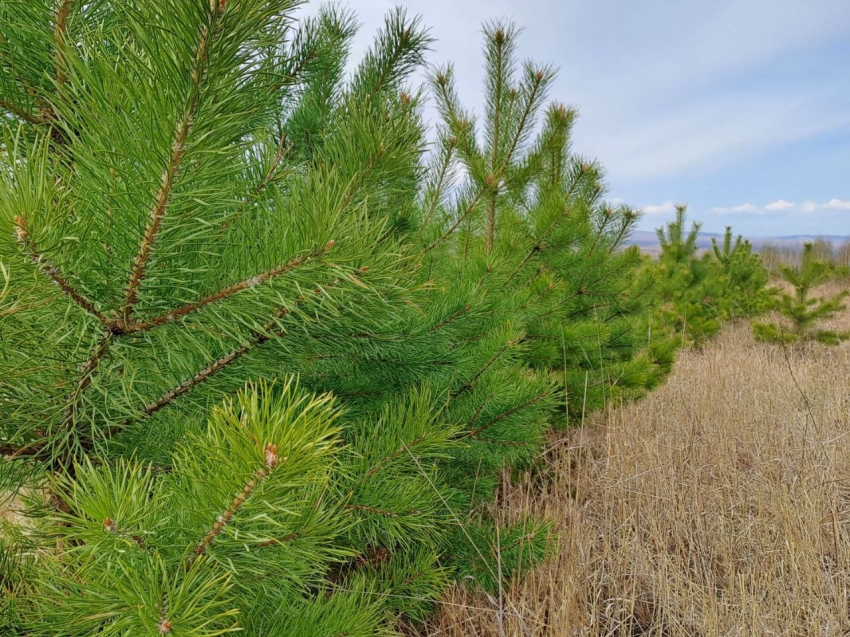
left=0, top=5, right=693, bottom=633
left=0, top=3, right=464, bottom=633
left=420, top=22, right=661, bottom=422
left=642, top=205, right=722, bottom=346
left=710, top=226, right=770, bottom=318
left=753, top=242, right=850, bottom=345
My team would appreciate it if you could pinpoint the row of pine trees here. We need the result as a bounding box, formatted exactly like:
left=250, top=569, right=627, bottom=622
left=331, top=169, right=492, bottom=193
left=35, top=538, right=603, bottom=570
left=0, top=2, right=842, bottom=635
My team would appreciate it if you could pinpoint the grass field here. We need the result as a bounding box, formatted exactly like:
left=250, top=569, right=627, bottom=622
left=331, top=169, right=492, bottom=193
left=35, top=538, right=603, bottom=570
left=422, top=281, right=850, bottom=636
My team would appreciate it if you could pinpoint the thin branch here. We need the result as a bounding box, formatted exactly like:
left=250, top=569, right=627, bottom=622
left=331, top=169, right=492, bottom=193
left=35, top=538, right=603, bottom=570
left=217, top=130, right=290, bottom=234
left=0, top=438, right=47, bottom=459
left=344, top=503, right=418, bottom=518
left=485, top=29, right=505, bottom=255
left=140, top=334, right=268, bottom=418
left=122, top=118, right=190, bottom=319
left=112, top=240, right=334, bottom=334
left=255, top=532, right=299, bottom=549
left=188, top=443, right=280, bottom=567
left=422, top=185, right=488, bottom=255
left=468, top=392, right=549, bottom=438
left=341, top=431, right=434, bottom=503
left=102, top=517, right=149, bottom=552
left=428, top=303, right=471, bottom=333
left=122, top=11, right=218, bottom=320
left=0, top=98, right=45, bottom=125
left=55, top=331, right=114, bottom=462
left=421, top=141, right=455, bottom=227
left=61, top=332, right=112, bottom=419
left=501, top=70, right=546, bottom=169
left=451, top=341, right=513, bottom=399
left=53, top=0, right=72, bottom=88
left=14, top=216, right=108, bottom=322
left=133, top=267, right=368, bottom=421
left=258, top=130, right=288, bottom=192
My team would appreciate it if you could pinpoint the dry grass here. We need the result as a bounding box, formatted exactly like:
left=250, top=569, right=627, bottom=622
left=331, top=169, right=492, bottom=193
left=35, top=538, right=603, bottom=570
left=423, top=283, right=850, bottom=636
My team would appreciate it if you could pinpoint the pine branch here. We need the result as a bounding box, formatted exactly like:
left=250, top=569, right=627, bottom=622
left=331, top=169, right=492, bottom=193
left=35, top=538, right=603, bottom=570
left=0, top=98, right=45, bottom=125
left=422, top=184, right=488, bottom=255
left=507, top=164, right=596, bottom=285
left=467, top=392, right=495, bottom=429
left=53, top=331, right=114, bottom=464
left=0, top=437, right=47, bottom=458
left=467, top=392, right=549, bottom=438
left=188, top=442, right=281, bottom=568
left=501, top=68, right=547, bottom=170
left=343, top=503, right=419, bottom=518
left=255, top=532, right=300, bottom=549
left=341, top=431, right=434, bottom=503
left=428, top=303, right=471, bottom=333
left=112, top=240, right=335, bottom=334
left=61, top=332, right=112, bottom=420
left=134, top=267, right=368, bottom=421
left=102, top=517, right=149, bottom=552
left=258, top=130, right=289, bottom=193
left=422, top=139, right=456, bottom=227
left=485, top=47, right=505, bottom=255
left=452, top=340, right=513, bottom=398
left=217, top=130, right=291, bottom=234
left=52, top=0, right=72, bottom=89
left=122, top=9, right=218, bottom=321
left=13, top=216, right=108, bottom=322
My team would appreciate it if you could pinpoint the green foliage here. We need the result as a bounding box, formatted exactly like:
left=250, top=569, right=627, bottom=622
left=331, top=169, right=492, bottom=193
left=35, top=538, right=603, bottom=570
left=753, top=243, right=850, bottom=344
left=0, top=3, right=773, bottom=634
left=639, top=207, right=770, bottom=349
left=711, top=227, right=771, bottom=318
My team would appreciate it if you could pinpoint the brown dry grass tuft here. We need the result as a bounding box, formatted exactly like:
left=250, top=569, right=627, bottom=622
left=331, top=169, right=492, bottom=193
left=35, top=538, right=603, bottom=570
left=423, top=283, right=850, bottom=636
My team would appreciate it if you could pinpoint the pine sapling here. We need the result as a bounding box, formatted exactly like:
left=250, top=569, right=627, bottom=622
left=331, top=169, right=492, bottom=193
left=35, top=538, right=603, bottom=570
left=753, top=243, right=849, bottom=345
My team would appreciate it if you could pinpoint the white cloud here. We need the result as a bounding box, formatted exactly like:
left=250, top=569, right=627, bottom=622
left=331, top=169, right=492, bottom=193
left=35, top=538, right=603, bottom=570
left=765, top=199, right=795, bottom=211
left=824, top=198, right=850, bottom=209
left=693, top=197, right=850, bottom=218
left=712, top=203, right=758, bottom=214
left=643, top=201, right=678, bottom=215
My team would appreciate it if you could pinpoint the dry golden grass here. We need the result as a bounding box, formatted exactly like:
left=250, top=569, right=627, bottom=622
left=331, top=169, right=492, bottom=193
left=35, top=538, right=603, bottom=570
left=423, top=283, right=850, bottom=636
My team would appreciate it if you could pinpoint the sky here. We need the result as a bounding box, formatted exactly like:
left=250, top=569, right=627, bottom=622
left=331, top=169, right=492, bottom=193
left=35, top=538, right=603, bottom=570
left=302, top=0, right=850, bottom=238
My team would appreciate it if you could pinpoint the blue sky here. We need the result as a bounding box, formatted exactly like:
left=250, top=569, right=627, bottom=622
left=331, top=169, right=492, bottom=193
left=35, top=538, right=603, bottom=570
left=305, top=0, right=850, bottom=237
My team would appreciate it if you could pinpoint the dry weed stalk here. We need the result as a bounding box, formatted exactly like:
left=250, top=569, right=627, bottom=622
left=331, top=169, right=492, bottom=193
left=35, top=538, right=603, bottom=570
left=424, top=283, right=850, bottom=636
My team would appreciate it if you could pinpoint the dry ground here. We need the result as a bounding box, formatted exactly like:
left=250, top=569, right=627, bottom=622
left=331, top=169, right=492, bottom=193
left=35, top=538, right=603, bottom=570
left=423, top=282, right=850, bottom=636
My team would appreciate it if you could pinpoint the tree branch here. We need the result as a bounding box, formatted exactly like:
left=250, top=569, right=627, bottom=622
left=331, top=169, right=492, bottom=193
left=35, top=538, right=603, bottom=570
left=132, top=267, right=368, bottom=421
left=53, top=0, right=72, bottom=88
left=422, top=184, right=488, bottom=255
left=187, top=442, right=280, bottom=568
left=467, top=392, right=548, bottom=438
left=60, top=331, right=113, bottom=427
left=451, top=340, right=513, bottom=399
left=217, top=130, right=290, bottom=234
left=428, top=303, right=471, bottom=333
left=344, top=503, right=412, bottom=518
left=0, top=98, right=45, bottom=125
left=122, top=10, right=218, bottom=321
left=112, top=240, right=335, bottom=334
left=14, top=216, right=108, bottom=322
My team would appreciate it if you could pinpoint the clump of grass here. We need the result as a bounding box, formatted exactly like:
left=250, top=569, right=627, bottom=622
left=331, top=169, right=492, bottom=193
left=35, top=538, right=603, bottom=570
left=421, top=284, right=850, bottom=636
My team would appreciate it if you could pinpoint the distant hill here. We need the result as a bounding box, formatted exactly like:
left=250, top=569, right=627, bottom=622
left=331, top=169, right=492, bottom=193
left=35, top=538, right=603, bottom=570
left=629, top=231, right=849, bottom=255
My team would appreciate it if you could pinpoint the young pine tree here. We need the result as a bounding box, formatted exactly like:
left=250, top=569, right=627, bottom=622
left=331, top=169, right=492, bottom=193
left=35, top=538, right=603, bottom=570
left=1, top=3, right=467, bottom=634
left=641, top=205, right=722, bottom=346
left=753, top=242, right=850, bottom=345
left=420, top=21, right=661, bottom=423
left=710, top=226, right=770, bottom=318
